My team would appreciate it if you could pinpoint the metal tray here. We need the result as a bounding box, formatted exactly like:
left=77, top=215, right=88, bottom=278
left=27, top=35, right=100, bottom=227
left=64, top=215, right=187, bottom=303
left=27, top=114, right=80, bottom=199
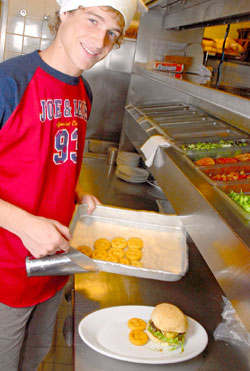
left=215, top=183, right=250, bottom=220
left=169, top=129, right=245, bottom=141
left=153, top=116, right=212, bottom=124
left=158, top=121, right=227, bottom=137
left=176, top=138, right=250, bottom=154
left=69, top=204, right=188, bottom=281
left=183, top=147, right=250, bottom=168
left=147, top=110, right=205, bottom=118
left=197, top=163, right=250, bottom=186
left=136, top=102, right=191, bottom=113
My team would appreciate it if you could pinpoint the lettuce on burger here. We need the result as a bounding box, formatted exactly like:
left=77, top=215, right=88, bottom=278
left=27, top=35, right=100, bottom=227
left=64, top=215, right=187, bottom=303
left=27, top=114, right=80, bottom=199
left=146, top=303, right=187, bottom=351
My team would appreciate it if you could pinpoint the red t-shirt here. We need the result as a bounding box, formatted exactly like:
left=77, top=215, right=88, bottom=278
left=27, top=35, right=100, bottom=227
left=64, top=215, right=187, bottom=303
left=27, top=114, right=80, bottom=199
left=0, top=51, right=92, bottom=307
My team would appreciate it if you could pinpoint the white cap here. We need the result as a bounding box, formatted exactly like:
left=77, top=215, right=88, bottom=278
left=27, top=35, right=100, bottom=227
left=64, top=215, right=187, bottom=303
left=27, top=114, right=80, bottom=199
left=56, top=0, right=148, bottom=30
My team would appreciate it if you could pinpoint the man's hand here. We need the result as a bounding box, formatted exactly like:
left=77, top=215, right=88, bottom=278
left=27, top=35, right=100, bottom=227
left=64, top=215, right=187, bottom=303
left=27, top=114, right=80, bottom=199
left=0, top=199, right=71, bottom=258
left=75, top=183, right=101, bottom=214
left=19, top=215, right=71, bottom=258
left=80, top=193, right=101, bottom=214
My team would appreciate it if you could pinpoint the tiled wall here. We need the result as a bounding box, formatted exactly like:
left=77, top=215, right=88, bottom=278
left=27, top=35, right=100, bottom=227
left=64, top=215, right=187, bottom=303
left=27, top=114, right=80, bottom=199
left=4, top=0, right=59, bottom=60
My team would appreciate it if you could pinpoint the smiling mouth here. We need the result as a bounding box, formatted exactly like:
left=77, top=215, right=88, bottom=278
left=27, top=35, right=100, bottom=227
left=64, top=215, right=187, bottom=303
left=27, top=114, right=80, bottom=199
left=81, top=43, right=99, bottom=56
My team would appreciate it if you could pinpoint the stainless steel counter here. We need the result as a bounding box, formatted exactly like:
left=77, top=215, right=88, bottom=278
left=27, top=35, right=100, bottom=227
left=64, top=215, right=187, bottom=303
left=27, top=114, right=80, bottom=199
left=73, top=157, right=250, bottom=371
left=77, top=156, right=163, bottom=212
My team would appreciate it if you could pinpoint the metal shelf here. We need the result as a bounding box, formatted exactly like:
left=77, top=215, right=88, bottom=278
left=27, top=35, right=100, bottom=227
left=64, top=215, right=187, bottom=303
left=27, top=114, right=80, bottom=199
left=133, top=63, right=250, bottom=121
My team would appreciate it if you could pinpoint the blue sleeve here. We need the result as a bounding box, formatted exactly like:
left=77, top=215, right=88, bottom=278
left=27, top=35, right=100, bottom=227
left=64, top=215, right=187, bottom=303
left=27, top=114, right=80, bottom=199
left=0, top=74, right=17, bottom=129
left=81, top=76, right=93, bottom=104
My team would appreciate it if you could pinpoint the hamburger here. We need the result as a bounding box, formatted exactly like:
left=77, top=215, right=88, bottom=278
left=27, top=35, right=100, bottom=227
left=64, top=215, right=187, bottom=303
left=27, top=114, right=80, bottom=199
left=146, top=303, right=187, bottom=351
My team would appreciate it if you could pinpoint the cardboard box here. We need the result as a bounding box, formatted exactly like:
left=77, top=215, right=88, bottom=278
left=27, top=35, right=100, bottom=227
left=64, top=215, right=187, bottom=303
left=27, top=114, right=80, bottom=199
left=146, top=61, right=184, bottom=73
left=164, top=55, right=193, bottom=66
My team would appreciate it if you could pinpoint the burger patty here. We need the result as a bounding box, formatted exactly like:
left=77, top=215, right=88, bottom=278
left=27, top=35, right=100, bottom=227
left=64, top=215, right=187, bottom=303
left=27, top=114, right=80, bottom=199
left=148, top=320, right=184, bottom=337
left=149, top=320, right=158, bottom=332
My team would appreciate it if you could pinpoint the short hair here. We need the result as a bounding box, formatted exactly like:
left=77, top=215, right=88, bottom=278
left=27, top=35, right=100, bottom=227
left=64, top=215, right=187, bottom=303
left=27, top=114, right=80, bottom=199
left=49, top=6, right=124, bottom=47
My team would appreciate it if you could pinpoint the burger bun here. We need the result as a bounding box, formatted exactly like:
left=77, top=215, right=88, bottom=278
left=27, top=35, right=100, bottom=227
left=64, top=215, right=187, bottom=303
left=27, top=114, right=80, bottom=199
left=151, top=303, right=187, bottom=333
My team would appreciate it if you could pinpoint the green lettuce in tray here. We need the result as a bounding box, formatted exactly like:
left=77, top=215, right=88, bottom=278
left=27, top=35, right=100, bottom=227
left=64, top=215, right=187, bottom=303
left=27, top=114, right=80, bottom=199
left=182, top=140, right=247, bottom=151
left=229, top=190, right=250, bottom=213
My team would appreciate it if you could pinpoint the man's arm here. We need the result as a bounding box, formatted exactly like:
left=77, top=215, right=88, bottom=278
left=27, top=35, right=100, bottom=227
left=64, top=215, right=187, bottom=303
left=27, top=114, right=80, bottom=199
left=0, top=199, right=71, bottom=258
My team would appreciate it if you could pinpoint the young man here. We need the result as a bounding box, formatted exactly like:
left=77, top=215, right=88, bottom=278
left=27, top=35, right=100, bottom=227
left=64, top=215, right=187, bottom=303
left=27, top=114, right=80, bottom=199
left=0, top=0, right=147, bottom=369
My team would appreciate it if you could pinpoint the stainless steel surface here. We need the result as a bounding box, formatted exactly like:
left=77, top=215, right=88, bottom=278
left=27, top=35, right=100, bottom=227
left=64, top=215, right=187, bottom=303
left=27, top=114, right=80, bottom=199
left=154, top=148, right=250, bottom=333
left=74, top=246, right=250, bottom=371
left=132, top=8, right=250, bottom=121
left=83, top=40, right=135, bottom=143
left=133, top=103, right=245, bottom=140
left=0, top=0, right=8, bottom=62
left=137, top=103, right=190, bottom=111
left=134, top=8, right=204, bottom=73
left=106, top=146, right=118, bottom=165
left=78, top=158, right=161, bottom=212
left=69, top=204, right=188, bottom=281
left=120, top=3, right=250, bottom=335
left=85, top=139, right=118, bottom=155
left=132, top=64, right=250, bottom=127
left=162, top=0, right=250, bottom=29
left=68, top=246, right=98, bottom=272
left=122, top=104, right=250, bottom=331
left=25, top=250, right=89, bottom=276
left=74, top=157, right=250, bottom=370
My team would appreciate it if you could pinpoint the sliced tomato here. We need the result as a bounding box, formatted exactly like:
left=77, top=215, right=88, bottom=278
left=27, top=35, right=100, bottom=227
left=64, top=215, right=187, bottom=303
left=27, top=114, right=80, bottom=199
left=195, top=157, right=215, bottom=166
left=215, top=157, right=237, bottom=164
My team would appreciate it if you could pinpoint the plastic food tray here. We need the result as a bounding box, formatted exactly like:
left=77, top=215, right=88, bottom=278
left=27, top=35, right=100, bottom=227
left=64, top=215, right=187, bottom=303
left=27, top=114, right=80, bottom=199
left=70, top=204, right=188, bottom=281
left=215, top=183, right=250, bottom=220
left=197, top=164, right=250, bottom=186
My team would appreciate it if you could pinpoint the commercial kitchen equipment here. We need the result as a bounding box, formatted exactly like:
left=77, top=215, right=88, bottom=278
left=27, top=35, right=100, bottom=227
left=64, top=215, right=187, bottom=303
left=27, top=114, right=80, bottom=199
left=119, top=0, right=250, bottom=333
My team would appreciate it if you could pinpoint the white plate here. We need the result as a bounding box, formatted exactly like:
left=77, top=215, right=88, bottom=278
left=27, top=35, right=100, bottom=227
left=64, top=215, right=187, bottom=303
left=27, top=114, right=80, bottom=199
left=116, top=171, right=148, bottom=183
left=118, top=151, right=141, bottom=160
left=78, top=305, right=208, bottom=364
left=117, top=165, right=149, bottom=176
left=116, top=159, right=140, bottom=167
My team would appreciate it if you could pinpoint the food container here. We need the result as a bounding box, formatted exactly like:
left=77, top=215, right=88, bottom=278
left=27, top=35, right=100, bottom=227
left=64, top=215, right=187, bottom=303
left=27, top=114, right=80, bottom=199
left=26, top=205, right=188, bottom=281
left=183, top=147, right=250, bottom=168
left=136, top=103, right=197, bottom=114
left=215, top=183, right=250, bottom=220
left=137, top=102, right=189, bottom=110
left=198, top=163, right=250, bottom=186
left=146, top=109, right=204, bottom=117
left=69, top=205, right=188, bottom=281
left=176, top=138, right=250, bottom=155
left=152, top=116, right=211, bottom=124
left=156, top=121, right=238, bottom=140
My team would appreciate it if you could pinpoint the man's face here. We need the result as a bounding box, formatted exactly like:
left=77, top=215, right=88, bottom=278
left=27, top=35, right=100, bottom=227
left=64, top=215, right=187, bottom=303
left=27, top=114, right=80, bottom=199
left=58, top=7, right=123, bottom=76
